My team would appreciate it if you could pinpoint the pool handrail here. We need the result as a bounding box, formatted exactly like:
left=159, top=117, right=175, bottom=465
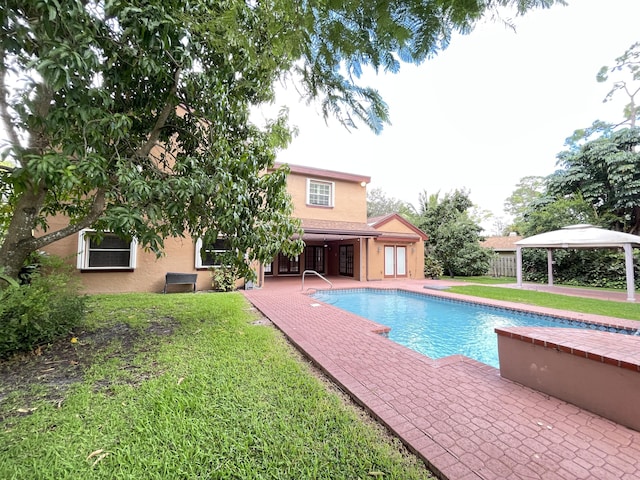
left=301, top=270, right=333, bottom=291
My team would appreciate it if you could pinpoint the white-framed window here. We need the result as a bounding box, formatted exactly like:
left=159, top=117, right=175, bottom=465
left=306, top=179, right=334, bottom=207
left=195, top=237, right=231, bottom=268
left=77, top=229, right=137, bottom=270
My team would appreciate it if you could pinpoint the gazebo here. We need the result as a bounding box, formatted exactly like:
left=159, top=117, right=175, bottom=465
left=515, top=224, right=640, bottom=302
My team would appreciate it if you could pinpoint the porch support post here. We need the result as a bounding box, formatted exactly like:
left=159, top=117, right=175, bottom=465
left=547, top=249, right=554, bottom=286
left=624, top=243, right=636, bottom=302
left=359, top=236, right=366, bottom=282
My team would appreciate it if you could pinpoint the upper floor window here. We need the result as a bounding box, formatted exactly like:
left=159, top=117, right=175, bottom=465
left=195, top=237, right=231, bottom=269
left=77, top=230, right=137, bottom=270
left=307, top=179, right=334, bottom=207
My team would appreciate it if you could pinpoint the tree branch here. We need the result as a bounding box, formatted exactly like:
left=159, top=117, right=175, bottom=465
left=30, top=188, right=107, bottom=251
left=135, top=68, right=181, bottom=159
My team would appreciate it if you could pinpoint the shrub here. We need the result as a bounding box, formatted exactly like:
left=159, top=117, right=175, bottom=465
left=448, top=244, right=493, bottom=277
left=209, top=265, right=240, bottom=292
left=522, top=249, right=640, bottom=288
left=0, top=256, right=86, bottom=358
left=424, top=254, right=444, bottom=279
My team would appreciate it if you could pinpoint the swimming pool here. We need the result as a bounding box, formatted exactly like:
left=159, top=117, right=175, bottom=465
left=312, top=289, right=633, bottom=368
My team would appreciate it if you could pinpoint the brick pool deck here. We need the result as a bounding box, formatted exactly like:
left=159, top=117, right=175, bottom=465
left=243, top=278, right=640, bottom=480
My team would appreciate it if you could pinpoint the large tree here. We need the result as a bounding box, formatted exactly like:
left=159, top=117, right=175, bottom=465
left=0, top=0, right=559, bottom=280
left=511, top=42, right=640, bottom=287
left=503, top=175, right=545, bottom=232
left=520, top=193, right=597, bottom=236
left=417, top=189, right=492, bottom=277
left=597, top=41, right=640, bottom=129
left=547, top=127, right=640, bottom=234
left=544, top=42, right=640, bottom=234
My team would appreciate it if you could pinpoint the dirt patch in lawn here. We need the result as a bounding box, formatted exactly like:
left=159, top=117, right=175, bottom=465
left=0, top=319, right=178, bottom=422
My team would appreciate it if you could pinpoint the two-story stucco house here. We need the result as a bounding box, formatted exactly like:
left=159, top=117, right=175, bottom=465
left=265, top=163, right=427, bottom=284
left=41, top=163, right=427, bottom=293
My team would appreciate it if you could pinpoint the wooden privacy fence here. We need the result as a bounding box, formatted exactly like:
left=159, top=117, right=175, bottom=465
left=487, top=255, right=516, bottom=277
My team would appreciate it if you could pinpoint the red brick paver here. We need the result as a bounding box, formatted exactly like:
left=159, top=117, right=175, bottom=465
left=243, top=278, right=640, bottom=480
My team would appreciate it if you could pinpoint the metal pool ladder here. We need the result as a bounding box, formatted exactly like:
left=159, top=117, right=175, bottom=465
left=301, top=270, right=333, bottom=292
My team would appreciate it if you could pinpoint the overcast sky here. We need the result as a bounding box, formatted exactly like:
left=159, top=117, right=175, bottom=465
left=261, top=0, right=640, bottom=231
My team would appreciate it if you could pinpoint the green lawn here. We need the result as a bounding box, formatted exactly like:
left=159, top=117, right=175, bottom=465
left=449, top=276, right=516, bottom=285
left=0, top=293, right=433, bottom=479
left=447, top=284, right=640, bottom=321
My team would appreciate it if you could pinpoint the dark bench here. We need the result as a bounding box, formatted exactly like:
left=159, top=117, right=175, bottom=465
left=163, top=272, right=198, bottom=293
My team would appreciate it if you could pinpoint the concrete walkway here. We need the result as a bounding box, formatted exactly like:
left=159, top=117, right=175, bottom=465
left=243, top=278, right=640, bottom=479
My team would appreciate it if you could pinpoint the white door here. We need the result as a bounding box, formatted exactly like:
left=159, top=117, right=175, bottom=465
left=384, top=246, right=395, bottom=276
left=396, top=247, right=406, bottom=276
left=384, top=246, right=407, bottom=277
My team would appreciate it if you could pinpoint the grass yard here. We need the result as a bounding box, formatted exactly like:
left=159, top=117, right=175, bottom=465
left=0, top=293, right=434, bottom=479
left=450, top=276, right=516, bottom=285
left=447, top=284, right=640, bottom=321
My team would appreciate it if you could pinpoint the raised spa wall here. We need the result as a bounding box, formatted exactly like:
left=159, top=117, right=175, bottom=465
left=495, top=326, right=640, bottom=432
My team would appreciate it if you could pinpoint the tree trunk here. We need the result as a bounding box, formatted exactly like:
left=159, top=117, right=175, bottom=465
left=1, top=187, right=107, bottom=279
left=0, top=186, right=47, bottom=279
left=632, top=205, right=640, bottom=235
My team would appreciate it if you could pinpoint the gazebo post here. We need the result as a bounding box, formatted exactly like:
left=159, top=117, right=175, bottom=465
left=623, top=243, right=636, bottom=302
left=547, top=249, right=554, bottom=286
left=516, top=246, right=522, bottom=287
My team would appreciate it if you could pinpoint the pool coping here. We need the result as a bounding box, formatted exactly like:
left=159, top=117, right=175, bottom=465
left=495, top=327, right=640, bottom=372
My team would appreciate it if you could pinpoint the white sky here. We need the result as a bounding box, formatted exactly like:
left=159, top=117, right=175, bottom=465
left=262, top=0, right=640, bottom=229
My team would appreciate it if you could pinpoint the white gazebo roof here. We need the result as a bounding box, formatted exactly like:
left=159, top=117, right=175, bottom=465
left=515, top=224, right=640, bottom=249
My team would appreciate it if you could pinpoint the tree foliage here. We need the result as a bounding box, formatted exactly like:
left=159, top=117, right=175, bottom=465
left=597, top=41, right=640, bottom=128
left=503, top=175, right=545, bottom=233
left=366, top=187, right=417, bottom=222
left=547, top=127, right=640, bottom=234
left=518, top=193, right=596, bottom=237
left=417, top=189, right=492, bottom=277
left=0, top=0, right=561, bottom=280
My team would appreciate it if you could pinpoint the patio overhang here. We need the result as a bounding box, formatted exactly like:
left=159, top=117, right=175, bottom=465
left=296, top=218, right=382, bottom=243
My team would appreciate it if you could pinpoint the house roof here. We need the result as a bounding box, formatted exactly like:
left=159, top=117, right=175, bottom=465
left=367, top=214, right=393, bottom=224
left=375, top=232, right=423, bottom=243
left=515, top=224, right=640, bottom=248
left=298, top=218, right=381, bottom=242
left=368, top=213, right=429, bottom=241
left=273, top=162, right=370, bottom=185
left=481, top=235, right=523, bottom=251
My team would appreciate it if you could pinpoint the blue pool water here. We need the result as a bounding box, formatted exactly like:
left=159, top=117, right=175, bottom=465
left=312, top=289, right=632, bottom=368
